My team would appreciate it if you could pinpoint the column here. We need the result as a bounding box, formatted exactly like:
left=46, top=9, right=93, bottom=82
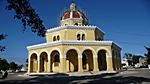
left=28, top=55, right=31, bottom=74
left=78, top=56, right=83, bottom=72
left=60, top=57, right=66, bottom=72
left=93, top=55, right=99, bottom=72
left=48, top=55, right=51, bottom=72
left=37, top=55, right=40, bottom=73
left=106, top=56, right=114, bottom=71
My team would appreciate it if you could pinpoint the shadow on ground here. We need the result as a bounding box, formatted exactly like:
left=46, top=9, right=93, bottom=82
left=0, top=72, right=150, bottom=84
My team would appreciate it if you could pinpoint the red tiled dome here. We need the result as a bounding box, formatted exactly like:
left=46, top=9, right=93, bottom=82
left=63, top=12, right=70, bottom=19
left=73, top=11, right=80, bottom=18
left=62, top=11, right=81, bottom=20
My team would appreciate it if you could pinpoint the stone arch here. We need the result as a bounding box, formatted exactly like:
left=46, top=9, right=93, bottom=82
left=39, top=52, right=48, bottom=72
left=82, top=47, right=95, bottom=71
left=50, top=48, right=62, bottom=58
left=76, top=30, right=87, bottom=36
left=64, top=46, right=81, bottom=58
left=76, top=30, right=87, bottom=40
left=50, top=50, right=60, bottom=72
left=40, top=49, right=50, bottom=60
left=29, top=51, right=39, bottom=57
left=66, top=49, right=78, bottom=72
left=30, top=53, right=38, bottom=72
left=96, top=47, right=111, bottom=57
left=97, top=48, right=108, bottom=71
left=82, top=47, right=96, bottom=56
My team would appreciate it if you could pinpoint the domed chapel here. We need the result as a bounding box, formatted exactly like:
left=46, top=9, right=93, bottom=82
left=27, top=1, right=121, bottom=74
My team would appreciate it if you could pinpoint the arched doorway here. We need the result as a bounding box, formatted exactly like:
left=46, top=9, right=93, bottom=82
left=50, top=50, right=60, bottom=72
left=40, top=52, right=48, bottom=72
left=98, top=50, right=107, bottom=71
left=66, top=49, right=78, bottom=72
left=82, top=49, right=93, bottom=71
left=30, top=53, right=38, bottom=72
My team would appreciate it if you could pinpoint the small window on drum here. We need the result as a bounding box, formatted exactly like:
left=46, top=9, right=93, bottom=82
left=53, top=36, right=56, bottom=41
left=82, top=34, right=85, bottom=40
left=74, top=23, right=78, bottom=26
left=57, top=35, right=60, bottom=41
left=77, top=34, right=80, bottom=40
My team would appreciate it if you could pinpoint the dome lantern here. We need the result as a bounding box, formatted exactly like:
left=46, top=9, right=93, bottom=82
left=70, top=2, right=76, bottom=11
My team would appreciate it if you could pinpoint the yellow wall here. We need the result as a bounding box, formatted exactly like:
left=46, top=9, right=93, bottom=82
left=46, top=28, right=103, bottom=42
left=28, top=44, right=119, bottom=73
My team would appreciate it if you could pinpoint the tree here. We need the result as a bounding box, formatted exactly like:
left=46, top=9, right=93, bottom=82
left=18, top=64, right=23, bottom=70
left=145, top=46, right=150, bottom=64
left=123, top=53, right=133, bottom=66
left=9, top=62, right=18, bottom=71
left=0, top=34, right=7, bottom=52
left=0, top=58, right=9, bottom=71
left=132, top=55, right=143, bottom=65
left=0, top=0, right=47, bottom=51
left=6, top=0, right=46, bottom=37
left=26, top=58, right=28, bottom=67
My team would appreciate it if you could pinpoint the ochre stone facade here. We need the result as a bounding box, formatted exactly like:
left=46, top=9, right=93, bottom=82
left=27, top=2, right=121, bottom=75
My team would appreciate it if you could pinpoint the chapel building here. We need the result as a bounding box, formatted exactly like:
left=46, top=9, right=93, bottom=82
left=27, top=2, right=121, bottom=74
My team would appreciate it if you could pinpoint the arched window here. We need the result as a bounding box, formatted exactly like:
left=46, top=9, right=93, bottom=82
left=77, top=34, right=80, bottom=40
left=82, top=34, right=85, bottom=40
left=53, top=36, right=56, bottom=41
left=74, top=23, right=78, bottom=26
left=57, top=35, right=60, bottom=41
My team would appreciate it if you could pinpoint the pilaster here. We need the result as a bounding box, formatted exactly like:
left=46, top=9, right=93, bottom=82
left=60, top=58, right=67, bottom=72
left=28, top=55, right=31, bottom=74
left=93, top=56, right=99, bottom=72
left=48, top=55, right=51, bottom=72
left=37, top=55, right=40, bottom=73
left=78, top=57, right=83, bottom=72
left=106, top=56, right=114, bottom=71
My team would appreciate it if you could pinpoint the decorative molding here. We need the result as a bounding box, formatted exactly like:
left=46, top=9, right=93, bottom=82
left=39, top=49, right=49, bottom=55
left=81, top=47, right=96, bottom=57
left=112, top=43, right=122, bottom=51
left=27, top=40, right=114, bottom=50
left=61, top=18, right=83, bottom=22
left=64, top=46, right=81, bottom=58
left=46, top=25, right=98, bottom=34
left=49, top=48, right=62, bottom=58
left=96, top=47, right=111, bottom=56
left=29, top=51, right=39, bottom=57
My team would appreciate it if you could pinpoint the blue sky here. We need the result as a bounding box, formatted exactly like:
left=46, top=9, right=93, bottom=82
left=0, top=0, right=150, bottom=64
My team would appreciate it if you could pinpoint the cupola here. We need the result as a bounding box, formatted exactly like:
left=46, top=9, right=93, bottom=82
left=60, top=2, right=88, bottom=26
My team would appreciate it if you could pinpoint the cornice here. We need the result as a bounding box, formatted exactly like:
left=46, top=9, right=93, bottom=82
left=27, top=40, right=114, bottom=50
left=61, top=18, right=83, bottom=22
left=46, top=25, right=97, bottom=34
